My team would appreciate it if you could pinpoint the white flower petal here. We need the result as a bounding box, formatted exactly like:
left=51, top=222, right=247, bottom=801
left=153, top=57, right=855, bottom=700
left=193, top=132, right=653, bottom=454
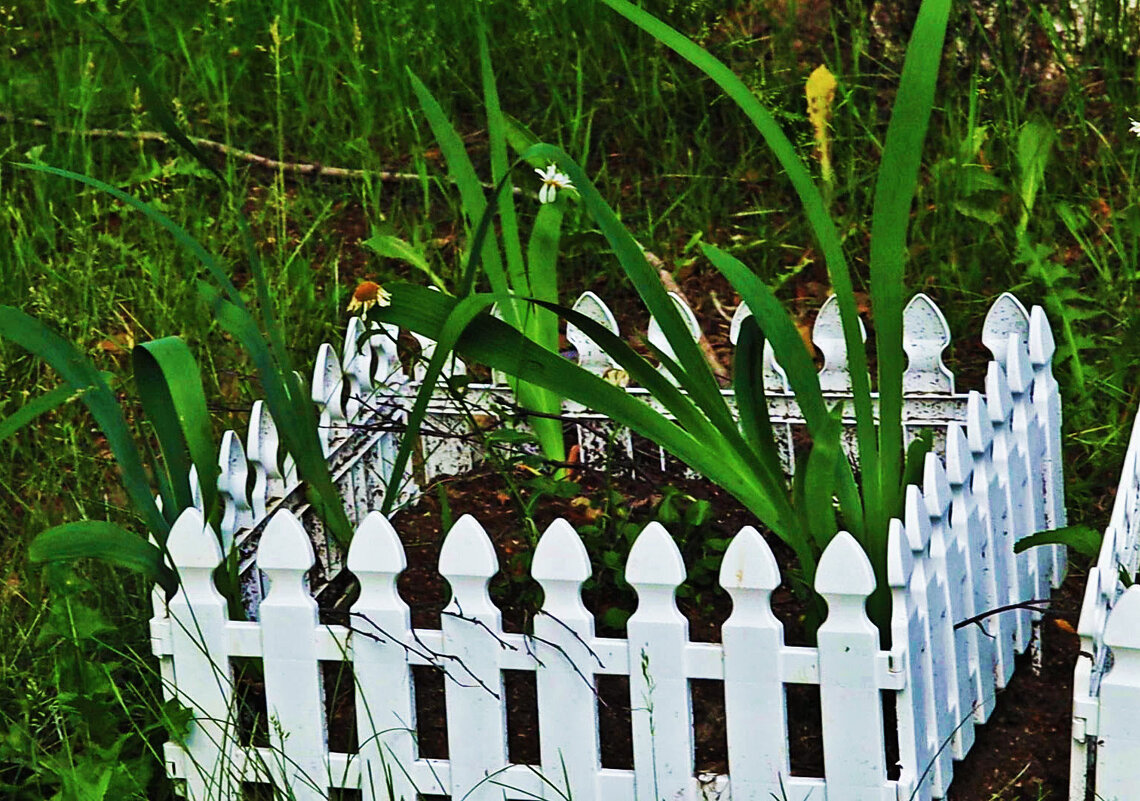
left=539, top=184, right=553, bottom=204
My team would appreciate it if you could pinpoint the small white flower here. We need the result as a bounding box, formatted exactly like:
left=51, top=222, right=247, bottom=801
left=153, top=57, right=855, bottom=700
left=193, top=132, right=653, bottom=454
left=535, top=163, right=574, bottom=204
left=1131, top=118, right=1140, bottom=137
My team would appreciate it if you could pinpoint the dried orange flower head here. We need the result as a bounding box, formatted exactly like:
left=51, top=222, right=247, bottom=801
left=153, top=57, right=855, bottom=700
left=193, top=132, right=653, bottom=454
left=347, top=280, right=391, bottom=314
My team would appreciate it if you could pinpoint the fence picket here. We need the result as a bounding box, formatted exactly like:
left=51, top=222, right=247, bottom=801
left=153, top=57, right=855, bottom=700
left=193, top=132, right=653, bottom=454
left=247, top=400, right=286, bottom=520
left=166, top=509, right=236, bottom=800
left=815, top=531, right=891, bottom=801
left=719, top=526, right=790, bottom=800
left=313, top=342, right=347, bottom=456
left=946, top=423, right=996, bottom=723
left=532, top=519, right=601, bottom=801
left=342, top=316, right=374, bottom=423
left=923, top=452, right=976, bottom=758
left=902, top=293, right=955, bottom=394
left=257, top=511, right=326, bottom=800
left=218, top=430, right=254, bottom=550
left=889, top=517, right=934, bottom=801
left=813, top=295, right=867, bottom=393
left=647, top=292, right=701, bottom=385
left=438, top=515, right=508, bottom=801
left=981, top=292, right=1030, bottom=368
left=346, top=512, right=417, bottom=801
left=1029, top=305, right=1066, bottom=583
left=967, top=391, right=1016, bottom=687
left=985, top=363, right=1032, bottom=653
left=626, top=522, right=694, bottom=801
left=567, top=290, right=620, bottom=376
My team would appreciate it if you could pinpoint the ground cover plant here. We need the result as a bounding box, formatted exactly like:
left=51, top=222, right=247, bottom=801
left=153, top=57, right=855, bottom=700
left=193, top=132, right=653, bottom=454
left=3, top=0, right=1140, bottom=797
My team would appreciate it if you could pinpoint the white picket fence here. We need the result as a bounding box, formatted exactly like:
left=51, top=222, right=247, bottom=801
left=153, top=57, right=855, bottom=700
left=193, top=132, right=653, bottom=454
left=1071, top=408, right=1140, bottom=799
left=150, top=290, right=1067, bottom=800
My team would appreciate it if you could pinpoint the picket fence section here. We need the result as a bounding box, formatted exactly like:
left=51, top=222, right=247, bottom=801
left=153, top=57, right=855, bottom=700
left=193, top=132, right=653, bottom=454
left=1071, top=408, right=1140, bottom=799
left=150, top=291, right=1068, bottom=800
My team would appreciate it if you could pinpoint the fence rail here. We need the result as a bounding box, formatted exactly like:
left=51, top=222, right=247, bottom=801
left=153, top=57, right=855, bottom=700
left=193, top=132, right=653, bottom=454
left=152, top=290, right=1067, bottom=800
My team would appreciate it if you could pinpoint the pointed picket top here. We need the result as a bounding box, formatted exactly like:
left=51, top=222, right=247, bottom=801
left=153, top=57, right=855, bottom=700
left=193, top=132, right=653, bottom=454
left=247, top=400, right=284, bottom=518
left=1028, top=305, right=1056, bottom=369
left=728, top=300, right=752, bottom=346
left=258, top=510, right=316, bottom=574
left=217, top=429, right=254, bottom=545
left=945, top=423, right=972, bottom=487
left=167, top=507, right=223, bottom=571
left=904, top=485, right=932, bottom=555
left=1004, top=333, right=1033, bottom=396
left=719, top=526, right=780, bottom=593
left=438, top=514, right=499, bottom=582
left=532, top=518, right=592, bottom=585
left=188, top=464, right=204, bottom=511
left=815, top=530, right=876, bottom=597
left=887, top=518, right=915, bottom=589
left=813, top=294, right=867, bottom=392
left=1104, top=585, right=1140, bottom=651
left=984, top=363, right=1013, bottom=426
left=347, top=511, right=407, bottom=576
left=368, top=320, right=402, bottom=383
left=923, top=452, right=952, bottom=519
left=966, top=391, right=994, bottom=454
left=982, top=292, right=1030, bottom=366
left=626, top=521, right=687, bottom=588
left=567, top=290, right=619, bottom=376
left=312, top=342, right=346, bottom=426
left=727, top=302, right=790, bottom=392
left=347, top=512, right=408, bottom=607
left=343, top=316, right=375, bottom=420
left=902, top=293, right=955, bottom=393
left=647, top=292, right=702, bottom=383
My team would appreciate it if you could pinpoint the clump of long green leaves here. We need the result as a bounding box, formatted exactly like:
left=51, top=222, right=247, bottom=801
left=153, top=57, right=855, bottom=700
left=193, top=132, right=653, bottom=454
left=373, top=0, right=950, bottom=632
left=372, top=18, right=567, bottom=466
left=3, top=23, right=352, bottom=602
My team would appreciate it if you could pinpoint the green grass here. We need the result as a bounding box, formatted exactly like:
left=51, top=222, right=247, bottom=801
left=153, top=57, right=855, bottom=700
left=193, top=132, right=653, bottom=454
left=3, top=0, right=1140, bottom=795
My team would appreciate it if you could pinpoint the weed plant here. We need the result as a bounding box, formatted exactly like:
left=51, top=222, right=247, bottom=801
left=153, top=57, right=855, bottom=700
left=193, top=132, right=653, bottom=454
left=3, top=0, right=1140, bottom=796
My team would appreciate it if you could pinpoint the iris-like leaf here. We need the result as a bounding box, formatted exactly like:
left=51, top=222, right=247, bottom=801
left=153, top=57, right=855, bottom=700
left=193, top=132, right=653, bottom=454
left=29, top=521, right=178, bottom=597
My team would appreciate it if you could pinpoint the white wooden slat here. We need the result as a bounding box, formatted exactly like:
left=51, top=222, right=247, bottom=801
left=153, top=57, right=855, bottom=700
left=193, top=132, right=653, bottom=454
left=647, top=292, right=702, bottom=386
left=946, top=423, right=996, bottom=723
left=257, top=510, right=327, bottom=800
left=814, top=531, right=892, bottom=801
left=812, top=294, right=867, bottom=393
left=218, top=429, right=254, bottom=549
left=342, top=316, right=374, bottom=423
left=438, top=515, right=508, bottom=801
left=727, top=301, right=791, bottom=394
left=923, top=452, right=976, bottom=758
left=981, top=291, right=1030, bottom=368
left=1029, top=304, right=1067, bottom=583
left=967, top=390, right=1017, bottom=687
left=312, top=342, right=348, bottom=456
left=985, top=363, right=1032, bottom=653
left=567, top=290, right=621, bottom=376
left=888, top=517, right=934, bottom=801
left=1006, top=334, right=1053, bottom=617
left=166, top=508, right=238, bottom=800
left=346, top=512, right=417, bottom=801
left=1070, top=565, right=1103, bottom=801
left=903, top=487, right=952, bottom=797
left=625, top=522, right=694, bottom=801
left=1095, top=586, right=1140, bottom=800
left=247, top=400, right=285, bottom=520
left=532, top=519, right=601, bottom=801
left=719, top=526, right=790, bottom=800
left=902, top=293, right=955, bottom=394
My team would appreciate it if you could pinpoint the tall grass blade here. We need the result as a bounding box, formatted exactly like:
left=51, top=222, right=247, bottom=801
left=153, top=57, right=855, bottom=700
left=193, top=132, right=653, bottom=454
left=29, top=521, right=178, bottom=597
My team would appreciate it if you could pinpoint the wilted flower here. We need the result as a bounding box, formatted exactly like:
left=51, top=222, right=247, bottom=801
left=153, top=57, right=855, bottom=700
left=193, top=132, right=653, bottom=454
left=535, top=164, right=574, bottom=204
left=1130, top=118, right=1140, bottom=138
left=347, top=280, right=391, bottom=314
left=602, top=367, right=630, bottom=387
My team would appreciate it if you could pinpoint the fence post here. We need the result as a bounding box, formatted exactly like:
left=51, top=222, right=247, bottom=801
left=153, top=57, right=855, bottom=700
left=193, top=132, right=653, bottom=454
left=166, top=508, right=237, bottom=800
left=815, top=531, right=891, bottom=801
left=1095, top=585, right=1140, bottom=801
left=438, top=515, right=508, bottom=801
left=347, top=511, right=417, bottom=801
left=719, top=526, right=790, bottom=800
left=257, top=510, right=327, bottom=800
left=532, top=519, right=601, bottom=801
left=626, top=522, right=694, bottom=801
